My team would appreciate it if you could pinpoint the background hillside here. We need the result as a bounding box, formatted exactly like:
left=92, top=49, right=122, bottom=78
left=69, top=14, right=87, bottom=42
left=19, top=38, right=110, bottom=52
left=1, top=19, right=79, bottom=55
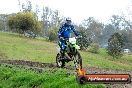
left=0, top=32, right=132, bottom=70
left=0, top=32, right=132, bottom=88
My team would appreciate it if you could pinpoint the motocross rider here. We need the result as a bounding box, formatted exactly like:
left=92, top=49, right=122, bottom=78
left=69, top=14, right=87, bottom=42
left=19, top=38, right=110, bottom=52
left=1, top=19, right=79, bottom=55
left=58, top=17, right=80, bottom=60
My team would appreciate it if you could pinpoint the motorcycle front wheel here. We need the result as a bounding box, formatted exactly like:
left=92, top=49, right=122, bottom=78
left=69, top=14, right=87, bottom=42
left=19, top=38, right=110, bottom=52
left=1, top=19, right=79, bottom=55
left=73, top=51, right=82, bottom=70
left=56, top=53, right=65, bottom=68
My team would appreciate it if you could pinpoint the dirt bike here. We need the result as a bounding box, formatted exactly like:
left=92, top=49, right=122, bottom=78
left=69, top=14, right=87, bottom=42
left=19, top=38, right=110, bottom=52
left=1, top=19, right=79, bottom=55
left=56, top=37, right=82, bottom=70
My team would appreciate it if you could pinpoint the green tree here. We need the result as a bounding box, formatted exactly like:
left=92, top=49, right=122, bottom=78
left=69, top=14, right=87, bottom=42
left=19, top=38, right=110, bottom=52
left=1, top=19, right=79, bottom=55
left=8, top=11, right=41, bottom=38
left=0, top=14, right=8, bottom=31
left=82, top=17, right=104, bottom=44
left=77, top=28, right=92, bottom=50
left=100, top=24, right=115, bottom=47
left=88, top=43, right=99, bottom=53
left=48, top=27, right=58, bottom=41
left=121, top=30, right=132, bottom=51
left=107, top=33, right=124, bottom=59
left=22, top=0, right=32, bottom=12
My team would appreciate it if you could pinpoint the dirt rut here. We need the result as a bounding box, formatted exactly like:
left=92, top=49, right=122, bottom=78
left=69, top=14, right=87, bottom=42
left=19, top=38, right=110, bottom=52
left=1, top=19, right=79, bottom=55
left=0, top=59, right=131, bottom=88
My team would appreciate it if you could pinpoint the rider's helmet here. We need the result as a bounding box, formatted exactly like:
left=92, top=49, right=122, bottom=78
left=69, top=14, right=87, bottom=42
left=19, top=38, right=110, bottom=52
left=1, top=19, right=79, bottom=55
left=66, top=17, right=72, bottom=25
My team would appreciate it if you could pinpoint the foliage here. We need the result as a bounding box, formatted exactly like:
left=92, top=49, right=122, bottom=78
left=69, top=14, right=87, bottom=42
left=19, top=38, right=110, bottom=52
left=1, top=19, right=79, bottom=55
left=22, top=0, right=32, bottom=12
left=88, top=43, right=99, bottom=53
left=121, top=30, right=132, bottom=51
left=77, top=26, right=92, bottom=50
left=81, top=17, right=104, bottom=43
left=0, top=14, right=8, bottom=31
left=42, top=7, right=65, bottom=37
left=7, top=11, right=42, bottom=38
left=107, top=32, right=125, bottom=59
left=48, top=27, right=58, bottom=41
left=0, top=20, right=4, bottom=31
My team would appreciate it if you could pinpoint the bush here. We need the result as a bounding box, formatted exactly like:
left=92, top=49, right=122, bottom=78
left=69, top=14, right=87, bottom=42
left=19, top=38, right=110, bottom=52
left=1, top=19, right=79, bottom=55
left=48, top=29, right=57, bottom=41
left=7, top=12, right=42, bottom=38
left=77, top=29, right=92, bottom=50
left=88, top=43, right=99, bottom=53
left=107, top=33, right=124, bottom=59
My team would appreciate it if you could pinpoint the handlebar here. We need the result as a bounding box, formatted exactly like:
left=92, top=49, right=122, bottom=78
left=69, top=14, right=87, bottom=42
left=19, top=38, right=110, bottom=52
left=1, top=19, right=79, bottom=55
left=75, top=36, right=82, bottom=39
left=59, top=36, right=82, bottom=41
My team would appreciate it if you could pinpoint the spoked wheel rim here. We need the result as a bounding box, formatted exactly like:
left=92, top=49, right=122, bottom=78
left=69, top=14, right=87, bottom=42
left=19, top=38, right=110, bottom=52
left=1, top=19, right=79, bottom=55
left=56, top=53, right=65, bottom=68
left=57, top=60, right=63, bottom=67
left=74, top=52, right=82, bottom=70
left=74, top=55, right=80, bottom=69
left=56, top=53, right=61, bottom=67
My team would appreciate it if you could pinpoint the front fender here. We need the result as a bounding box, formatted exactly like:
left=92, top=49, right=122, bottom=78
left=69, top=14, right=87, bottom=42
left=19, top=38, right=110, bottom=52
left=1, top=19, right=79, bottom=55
left=73, top=45, right=80, bottom=49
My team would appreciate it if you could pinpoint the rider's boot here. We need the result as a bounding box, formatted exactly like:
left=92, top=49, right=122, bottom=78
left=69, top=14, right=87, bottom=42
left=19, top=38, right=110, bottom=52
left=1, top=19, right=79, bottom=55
left=60, top=50, right=65, bottom=60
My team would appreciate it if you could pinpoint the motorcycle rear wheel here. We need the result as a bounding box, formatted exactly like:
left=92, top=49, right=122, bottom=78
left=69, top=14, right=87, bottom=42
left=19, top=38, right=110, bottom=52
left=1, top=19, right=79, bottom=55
left=56, top=53, right=65, bottom=68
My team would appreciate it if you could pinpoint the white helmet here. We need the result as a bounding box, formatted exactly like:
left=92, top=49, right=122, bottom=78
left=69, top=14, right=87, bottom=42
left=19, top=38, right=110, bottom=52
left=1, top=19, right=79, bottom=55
left=66, top=17, right=72, bottom=22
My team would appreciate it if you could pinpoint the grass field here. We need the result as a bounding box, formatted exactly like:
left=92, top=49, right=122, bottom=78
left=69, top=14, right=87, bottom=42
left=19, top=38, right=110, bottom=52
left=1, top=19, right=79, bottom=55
left=0, top=32, right=132, bottom=70
left=0, top=64, right=105, bottom=88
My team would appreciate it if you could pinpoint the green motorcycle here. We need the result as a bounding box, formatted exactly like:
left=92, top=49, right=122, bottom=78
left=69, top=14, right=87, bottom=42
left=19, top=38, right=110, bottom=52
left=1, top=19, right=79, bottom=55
left=56, top=37, right=82, bottom=69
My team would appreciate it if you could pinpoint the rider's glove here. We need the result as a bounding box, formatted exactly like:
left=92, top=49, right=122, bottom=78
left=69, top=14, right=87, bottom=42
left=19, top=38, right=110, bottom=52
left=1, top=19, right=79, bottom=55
left=76, top=35, right=82, bottom=39
left=59, top=37, right=64, bottom=40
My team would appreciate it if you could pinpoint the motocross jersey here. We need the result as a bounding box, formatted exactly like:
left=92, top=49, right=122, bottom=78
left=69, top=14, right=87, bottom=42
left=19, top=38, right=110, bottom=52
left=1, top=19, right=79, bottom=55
left=58, top=23, right=79, bottom=38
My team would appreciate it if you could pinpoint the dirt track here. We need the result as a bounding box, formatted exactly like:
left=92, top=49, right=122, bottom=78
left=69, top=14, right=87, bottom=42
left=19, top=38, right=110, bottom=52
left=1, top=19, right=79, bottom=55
left=0, top=59, right=131, bottom=88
